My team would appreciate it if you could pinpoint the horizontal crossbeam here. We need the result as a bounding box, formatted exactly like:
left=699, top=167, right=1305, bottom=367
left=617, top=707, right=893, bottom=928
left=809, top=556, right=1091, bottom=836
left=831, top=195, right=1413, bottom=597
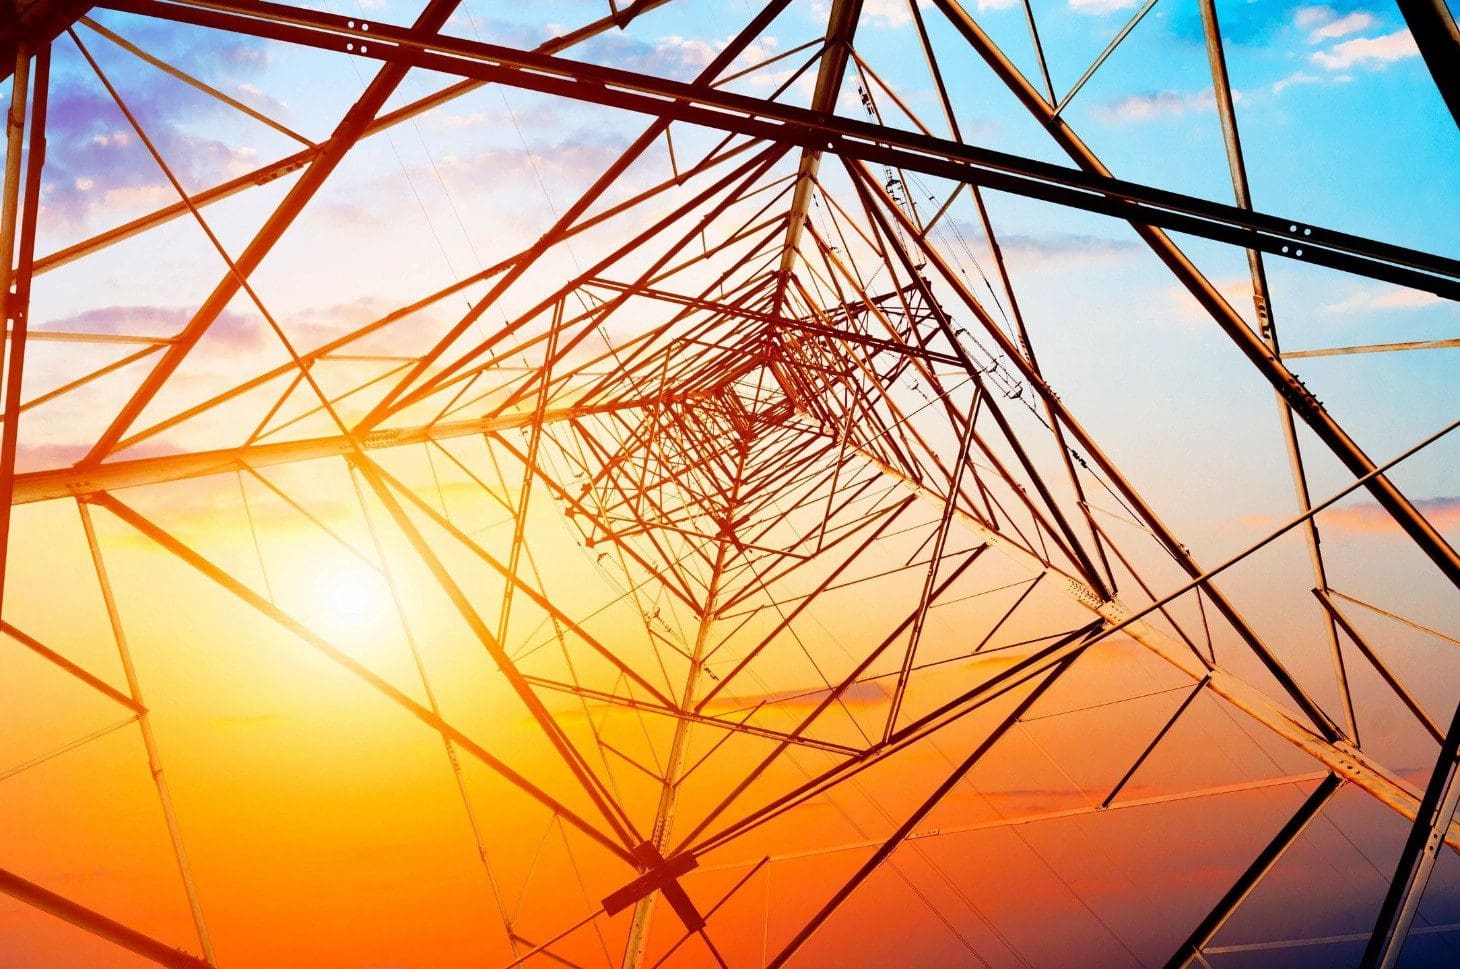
left=100, top=0, right=1460, bottom=299
left=11, top=396, right=672, bottom=504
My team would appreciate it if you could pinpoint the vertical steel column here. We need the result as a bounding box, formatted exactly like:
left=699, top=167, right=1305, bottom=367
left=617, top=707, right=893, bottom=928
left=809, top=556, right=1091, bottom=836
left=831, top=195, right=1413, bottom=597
left=0, top=41, right=43, bottom=615
left=78, top=501, right=217, bottom=964
left=620, top=437, right=752, bottom=969
left=1197, top=0, right=1356, bottom=742
left=497, top=297, right=564, bottom=647
left=909, top=0, right=1119, bottom=593
left=769, top=0, right=864, bottom=315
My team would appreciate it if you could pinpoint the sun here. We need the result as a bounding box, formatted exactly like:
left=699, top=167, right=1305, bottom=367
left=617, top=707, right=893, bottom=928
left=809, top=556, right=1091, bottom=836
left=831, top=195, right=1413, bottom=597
left=306, top=567, right=393, bottom=642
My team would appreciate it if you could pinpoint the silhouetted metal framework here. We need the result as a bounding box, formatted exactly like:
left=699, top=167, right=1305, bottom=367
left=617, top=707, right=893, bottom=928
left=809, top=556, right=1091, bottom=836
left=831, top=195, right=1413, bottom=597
left=1, top=0, right=1458, bottom=966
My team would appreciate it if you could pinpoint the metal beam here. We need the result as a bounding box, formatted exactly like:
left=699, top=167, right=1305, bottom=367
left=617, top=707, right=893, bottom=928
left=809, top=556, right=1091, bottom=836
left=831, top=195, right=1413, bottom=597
left=1362, top=698, right=1460, bottom=968
left=855, top=446, right=1460, bottom=852
left=1164, top=773, right=1343, bottom=968
left=926, top=0, right=1460, bottom=595
left=0, top=866, right=211, bottom=969
left=96, top=0, right=1460, bottom=299
left=1199, top=0, right=1354, bottom=742
left=0, top=0, right=90, bottom=83
left=770, top=0, right=862, bottom=314
left=9, top=397, right=671, bottom=505
left=767, top=651, right=1081, bottom=968
left=1283, top=337, right=1460, bottom=359
left=80, top=0, right=464, bottom=463
left=1395, top=0, right=1460, bottom=128
left=0, top=39, right=45, bottom=615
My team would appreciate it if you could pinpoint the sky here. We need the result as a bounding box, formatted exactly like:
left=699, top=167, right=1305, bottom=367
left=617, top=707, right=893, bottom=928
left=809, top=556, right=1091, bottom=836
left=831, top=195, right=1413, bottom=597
left=1, top=0, right=1458, bottom=966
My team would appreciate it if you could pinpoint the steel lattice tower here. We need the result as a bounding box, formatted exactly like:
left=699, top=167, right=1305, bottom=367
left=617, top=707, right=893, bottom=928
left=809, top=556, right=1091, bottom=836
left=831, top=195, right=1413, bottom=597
left=1, top=0, right=1458, bottom=966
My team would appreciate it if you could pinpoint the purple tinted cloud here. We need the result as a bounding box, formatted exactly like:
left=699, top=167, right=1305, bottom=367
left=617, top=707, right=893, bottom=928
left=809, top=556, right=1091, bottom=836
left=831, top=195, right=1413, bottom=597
left=40, top=21, right=275, bottom=227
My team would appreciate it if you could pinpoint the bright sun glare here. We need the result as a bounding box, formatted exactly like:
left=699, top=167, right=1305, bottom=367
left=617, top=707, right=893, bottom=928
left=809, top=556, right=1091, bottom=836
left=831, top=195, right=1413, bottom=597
left=308, top=569, right=392, bottom=641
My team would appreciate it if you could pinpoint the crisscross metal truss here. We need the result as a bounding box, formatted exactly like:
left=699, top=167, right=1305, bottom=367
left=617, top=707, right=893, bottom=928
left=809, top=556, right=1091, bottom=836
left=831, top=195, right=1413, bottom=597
left=1, top=0, right=1458, bottom=965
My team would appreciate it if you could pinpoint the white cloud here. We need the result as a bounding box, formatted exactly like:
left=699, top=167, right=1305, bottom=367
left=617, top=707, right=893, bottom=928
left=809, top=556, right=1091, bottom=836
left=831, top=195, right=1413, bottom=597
left=1094, top=88, right=1221, bottom=124
left=813, top=0, right=927, bottom=28
left=1308, top=11, right=1376, bottom=41
left=655, top=34, right=717, bottom=69
left=1163, top=278, right=1257, bottom=330
left=1312, top=29, right=1419, bottom=70
left=581, top=31, right=785, bottom=81
left=997, top=231, right=1139, bottom=269
left=236, top=82, right=290, bottom=119
left=91, top=131, right=132, bottom=149
left=1272, top=71, right=1323, bottom=94
left=1321, top=287, right=1443, bottom=315
left=1070, top=0, right=1140, bottom=14
left=863, top=0, right=916, bottom=27
left=1292, top=5, right=1375, bottom=40
left=1294, top=5, right=1336, bottom=29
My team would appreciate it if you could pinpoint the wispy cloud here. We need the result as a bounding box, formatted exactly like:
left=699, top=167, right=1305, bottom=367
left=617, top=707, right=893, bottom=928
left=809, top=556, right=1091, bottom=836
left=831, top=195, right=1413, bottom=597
left=39, top=303, right=257, bottom=344
left=1321, top=497, right=1460, bottom=534
left=1170, top=0, right=1376, bottom=52
left=18, top=297, right=418, bottom=473
left=579, top=31, right=719, bottom=78
left=1094, top=88, right=1219, bottom=125
left=41, top=24, right=274, bottom=229
left=1320, top=286, right=1444, bottom=315
left=1294, top=6, right=1377, bottom=42
left=1310, top=11, right=1378, bottom=40
left=1294, top=5, right=1336, bottom=29
left=1162, top=278, right=1256, bottom=330
left=1242, top=497, right=1460, bottom=535
left=1312, top=29, right=1419, bottom=70
left=1070, top=0, right=1140, bottom=15
left=813, top=0, right=929, bottom=28
left=996, top=231, right=1140, bottom=270
left=1271, top=70, right=1331, bottom=95
left=1265, top=8, right=1413, bottom=94
left=235, top=81, right=290, bottom=118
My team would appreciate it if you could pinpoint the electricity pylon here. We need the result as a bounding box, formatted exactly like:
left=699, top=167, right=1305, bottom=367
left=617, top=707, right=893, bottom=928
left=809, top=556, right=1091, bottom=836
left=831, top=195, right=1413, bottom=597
left=2, top=0, right=1458, bottom=966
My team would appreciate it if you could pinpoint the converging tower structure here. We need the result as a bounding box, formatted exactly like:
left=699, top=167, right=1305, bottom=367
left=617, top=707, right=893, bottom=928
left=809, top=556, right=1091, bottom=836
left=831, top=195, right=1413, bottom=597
left=1, top=0, right=1458, bottom=966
